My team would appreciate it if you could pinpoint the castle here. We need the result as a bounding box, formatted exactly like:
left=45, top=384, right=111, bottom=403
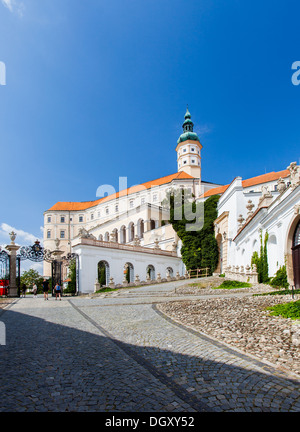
left=43, top=108, right=300, bottom=291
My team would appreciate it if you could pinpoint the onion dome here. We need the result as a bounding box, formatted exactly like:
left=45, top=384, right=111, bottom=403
left=177, top=107, right=200, bottom=144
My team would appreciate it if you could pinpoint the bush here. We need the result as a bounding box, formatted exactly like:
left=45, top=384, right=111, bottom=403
left=269, top=265, right=289, bottom=289
left=267, top=300, right=300, bottom=320
left=217, top=280, right=252, bottom=289
left=251, top=230, right=269, bottom=283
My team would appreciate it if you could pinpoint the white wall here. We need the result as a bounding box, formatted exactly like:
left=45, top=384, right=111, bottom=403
left=73, top=240, right=183, bottom=294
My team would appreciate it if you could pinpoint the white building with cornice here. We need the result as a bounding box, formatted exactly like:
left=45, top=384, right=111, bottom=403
left=43, top=108, right=221, bottom=281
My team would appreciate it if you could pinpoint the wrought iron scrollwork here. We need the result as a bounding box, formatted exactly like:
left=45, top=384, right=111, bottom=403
left=0, top=247, right=10, bottom=280
left=17, top=240, right=52, bottom=263
left=63, top=252, right=79, bottom=263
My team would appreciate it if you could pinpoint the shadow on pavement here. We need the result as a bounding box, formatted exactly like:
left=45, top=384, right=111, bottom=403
left=0, top=305, right=299, bottom=413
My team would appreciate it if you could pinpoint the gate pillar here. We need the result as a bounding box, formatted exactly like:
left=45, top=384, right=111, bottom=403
left=6, top=234, right=20, bottom=298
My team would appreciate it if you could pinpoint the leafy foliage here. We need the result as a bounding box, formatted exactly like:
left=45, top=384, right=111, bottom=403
left=267, top=300, right=300, bottom=320
left=166, top=189, right=219, bottom=274
left=217, top=280, right=252, bottom=289
left=98, top=262, right=107, bottom=287
left=269, top=265, right=289, bottom=289
left=251, top=230, right=269, bottom=283
left=64, top=259, right=77, bottom=294
left=20, top=269, right=44, bottom=293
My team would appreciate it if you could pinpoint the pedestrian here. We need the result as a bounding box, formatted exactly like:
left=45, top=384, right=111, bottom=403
left=42, top=279, right=49, bottom=301
left=54, top=283, right=61, bottom=300
left=21, top=283, right=26, bottom=298
left=32, top=283, right=37, bottom=298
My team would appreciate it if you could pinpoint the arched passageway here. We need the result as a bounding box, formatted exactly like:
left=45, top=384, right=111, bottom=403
left=120, top=226, right=126, bottom=244
left=137, top=219, right=144, bottom=238
left=98, top=260, right=110, bottom=287
left=147, top=264, right=155, bottom=281
left=166, top=267, right=173, bottom=278
left=128, top=222, right=135, bottom=242
left=124, top=262, right=134, bottom=283
left=292, top=220, right=300, bottom=289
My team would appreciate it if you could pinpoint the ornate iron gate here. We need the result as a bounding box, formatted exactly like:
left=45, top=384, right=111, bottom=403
left=17, top=240, right=79, bottom=296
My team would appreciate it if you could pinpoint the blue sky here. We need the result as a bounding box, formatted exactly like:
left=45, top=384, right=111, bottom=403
left=0, top=0, right=300, bottom=270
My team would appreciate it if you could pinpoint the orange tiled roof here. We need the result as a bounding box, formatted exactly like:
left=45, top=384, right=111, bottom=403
left=47, top=171, right=194, bottom=212
left=200, top=169, right=290, bottom=199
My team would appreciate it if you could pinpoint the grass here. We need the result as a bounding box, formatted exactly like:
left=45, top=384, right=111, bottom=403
left=266, top=300, right=300, bottom=320
left=215, top=280, right=252, bottom=290
left=95, top=287, right=118, bottom=293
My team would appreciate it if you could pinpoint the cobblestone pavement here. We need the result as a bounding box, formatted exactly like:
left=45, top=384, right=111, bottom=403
left=0, top=280, right=300, bottom=412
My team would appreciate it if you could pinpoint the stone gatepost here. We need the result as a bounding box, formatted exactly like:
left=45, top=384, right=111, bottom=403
left=6, top=232, right=20, bottom=298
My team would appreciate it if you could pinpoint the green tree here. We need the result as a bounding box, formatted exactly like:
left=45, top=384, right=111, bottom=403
left=20, top=269, right=44, bottom=293
left=251, top=230, right=269, bottom=283
left=65, top=259, right=77, bottom=294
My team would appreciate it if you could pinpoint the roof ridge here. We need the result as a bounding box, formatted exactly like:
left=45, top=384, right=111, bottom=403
left=200, top=168, right=290, bottom=199
left=47, top=171, right=195, bottom=211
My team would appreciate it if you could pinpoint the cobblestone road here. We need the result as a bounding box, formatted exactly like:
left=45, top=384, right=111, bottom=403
left=0, top=281, right=300, bottom=412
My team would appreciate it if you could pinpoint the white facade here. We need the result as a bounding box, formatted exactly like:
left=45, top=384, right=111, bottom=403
left=72, top=237, right=184, bottom=294
left=213, top=162, right=300, bottom=286
left=43, top=109, right=222, bottom=278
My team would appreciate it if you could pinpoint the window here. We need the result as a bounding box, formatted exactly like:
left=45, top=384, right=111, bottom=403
left=115, top=205, right=119, bottom=212
left=106, top=207, right=109, bottom=215
left=60, top=230, right=65, bottom=239
left=47, top=216, right=51, bottom=223
left=191, top=148, right=195, bottom=151
left=47, top=230, right=51, bottom=239
left=98, top=211, right=100, bottom=218
left=60, top=216, right=65, bottom=223
left=192, top=159, right=195, bottom=163
left=79, top=216, right=83, bottom=222
left=153, top=194, right=157, bottom=202
left=91, top=213, right=94, bottom=220
left=183, top=160, right=187, bottom=164
left=141, top=197, right=145, bottom=205
left=129, top=200, right=134, bottom=208
left=183, top=148, right=186, bottom=153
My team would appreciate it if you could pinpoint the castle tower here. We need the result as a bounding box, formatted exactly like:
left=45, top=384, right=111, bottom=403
left=175, top=107, right=202, bottom=179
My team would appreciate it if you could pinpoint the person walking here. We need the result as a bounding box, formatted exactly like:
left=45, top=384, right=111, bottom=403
left=32, top=283, right=37, bottom=298
left=54, top=283, right=62, bottom=300
left=42, top=279, right=49, bottom=301
left=21, top=283, right=26, bottom=298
